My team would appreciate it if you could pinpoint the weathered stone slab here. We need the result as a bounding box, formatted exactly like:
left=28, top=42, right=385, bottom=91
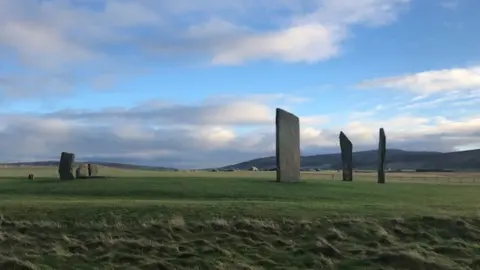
left=58, top=152, right=75, bottom=180
left=378, top=128, right=386, bottom=184
left=88, top=164, right=99, bottom=176
left=339, top=132, right=353, bottom=181
left=76, top=164, right=89, bottom=179
left=275, top=108, right=300, bottom=183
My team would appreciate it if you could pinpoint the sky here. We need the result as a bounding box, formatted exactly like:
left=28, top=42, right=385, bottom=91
left=0, top=0, right=480, bottom=169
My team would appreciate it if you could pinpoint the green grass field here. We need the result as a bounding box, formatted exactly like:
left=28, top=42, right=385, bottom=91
left=1, top=166, right=480, bottom=269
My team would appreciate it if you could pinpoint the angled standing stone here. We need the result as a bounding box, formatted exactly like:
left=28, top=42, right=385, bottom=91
left=276, top=108, right=300, bottom=182
left=378, top=128, right=386, bottom=184
left=88, top=164, right=99, bottom=176
left=339, top=132, right=353, bottom=181
left=58, top=152, right=75, bottom=180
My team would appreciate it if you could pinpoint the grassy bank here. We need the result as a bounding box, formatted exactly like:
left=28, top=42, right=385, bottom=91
left=0, top=175, right=479, bottom=269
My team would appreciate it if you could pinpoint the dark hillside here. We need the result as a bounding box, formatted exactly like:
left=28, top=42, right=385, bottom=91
left=0, top=161, right=177, bottom=171
left=222, top=149, right=480, bottom=171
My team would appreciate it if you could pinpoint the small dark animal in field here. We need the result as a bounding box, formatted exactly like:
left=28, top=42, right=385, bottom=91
left=28, top=174, right=35, bottom=180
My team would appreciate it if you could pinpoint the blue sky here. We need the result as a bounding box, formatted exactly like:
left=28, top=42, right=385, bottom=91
left=0, top=0, right=479, bottom=168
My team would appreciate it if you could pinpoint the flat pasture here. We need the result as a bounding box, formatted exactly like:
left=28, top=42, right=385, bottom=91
left=0, top=166, right=480, bottom=269
left=2, top=165, right=480, bottom=184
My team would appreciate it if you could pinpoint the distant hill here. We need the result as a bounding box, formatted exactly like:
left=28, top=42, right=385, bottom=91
left=0, top=161, right=177, bottom=171
left=221, top=149, right=480, bottom=171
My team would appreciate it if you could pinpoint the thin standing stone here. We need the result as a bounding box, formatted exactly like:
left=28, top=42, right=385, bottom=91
left=378, top=128, right=386, bottom=184
left=339, top=131, right=353, bottom=181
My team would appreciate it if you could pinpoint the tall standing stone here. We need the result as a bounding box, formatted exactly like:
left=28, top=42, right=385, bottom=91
left=276, top=108, right=300, bottom=183
left=88, top=164, right=99, bottom=176
left=58, top=152, right=75, bottom=180
left=339, top=132, right=353, bottom=181
left=378, top=128, right=386, bottom=184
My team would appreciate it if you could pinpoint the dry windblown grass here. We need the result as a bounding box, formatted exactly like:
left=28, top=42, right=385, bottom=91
left=0, top=215, right=479, bottom=269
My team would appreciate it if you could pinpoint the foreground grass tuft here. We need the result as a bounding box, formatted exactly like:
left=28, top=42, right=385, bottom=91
left=0, top=215, right=480, bottom=269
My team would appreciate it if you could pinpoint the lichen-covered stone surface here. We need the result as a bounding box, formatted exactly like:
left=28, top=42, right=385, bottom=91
left=88, top=164, right=99, bottom=176
left=275, top=108, right=300, bottom=183
left=76, top=164, right=89, bottom=179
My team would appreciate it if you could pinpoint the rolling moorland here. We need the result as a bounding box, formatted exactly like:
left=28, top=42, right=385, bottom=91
left=223, top=149, right=480, bottom=171
left=4, top=148, right=480, bottom=171
left=0, top=161, right=177, bottom=171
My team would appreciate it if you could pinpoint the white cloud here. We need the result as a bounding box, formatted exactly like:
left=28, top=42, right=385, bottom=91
left=206, top=93, right=311, bottom=105
left=0, top=0, right=410, bottom=98
left=48, top=99, right=275, bottom=126
left=354, top=67, right=480, bottom=117
left=190, top=126, right=236, bottom=149
left=208, top=0, right=409, bottom=64
left=186, top=18, right=248, bottom=39
left=211, top=24, right=341, bottom=64
left=0, top=0, right=413, bottom=106
left=357, top=66, right=480, bottom=94
left=301, top=115, right=331, bottom=125
left=399, top=89, right=480, bottom=110
left=0, top=21, right=93, bottom=67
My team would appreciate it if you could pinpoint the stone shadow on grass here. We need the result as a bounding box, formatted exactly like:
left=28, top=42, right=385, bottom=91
left=27, top=176, right=112, bottom=184
left=75, top=176, right=109, bottom=180
left=266, top=179, right=307, bottom=184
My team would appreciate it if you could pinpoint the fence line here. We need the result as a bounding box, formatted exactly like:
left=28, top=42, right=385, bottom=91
left=327, top=174, right=480, bottom=184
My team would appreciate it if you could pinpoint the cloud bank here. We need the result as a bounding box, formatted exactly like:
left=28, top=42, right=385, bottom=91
left=1, top=94, right=478, bottom=168
left=357, top=66, right=480, bottom=94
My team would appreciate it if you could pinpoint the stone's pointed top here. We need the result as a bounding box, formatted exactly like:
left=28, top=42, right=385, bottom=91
left=339, top=131, right=351, bottom=143
left=276, top=107, right=297, bottom=116
left=276, top=108, right=287, bottom=115
left=276, top=108, right=299, bottom=122
left=378, top=128, right=386, bottom=142
left=339, top=131, right=353, bottom=181
left=378, top=127, right=387, bottom=184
